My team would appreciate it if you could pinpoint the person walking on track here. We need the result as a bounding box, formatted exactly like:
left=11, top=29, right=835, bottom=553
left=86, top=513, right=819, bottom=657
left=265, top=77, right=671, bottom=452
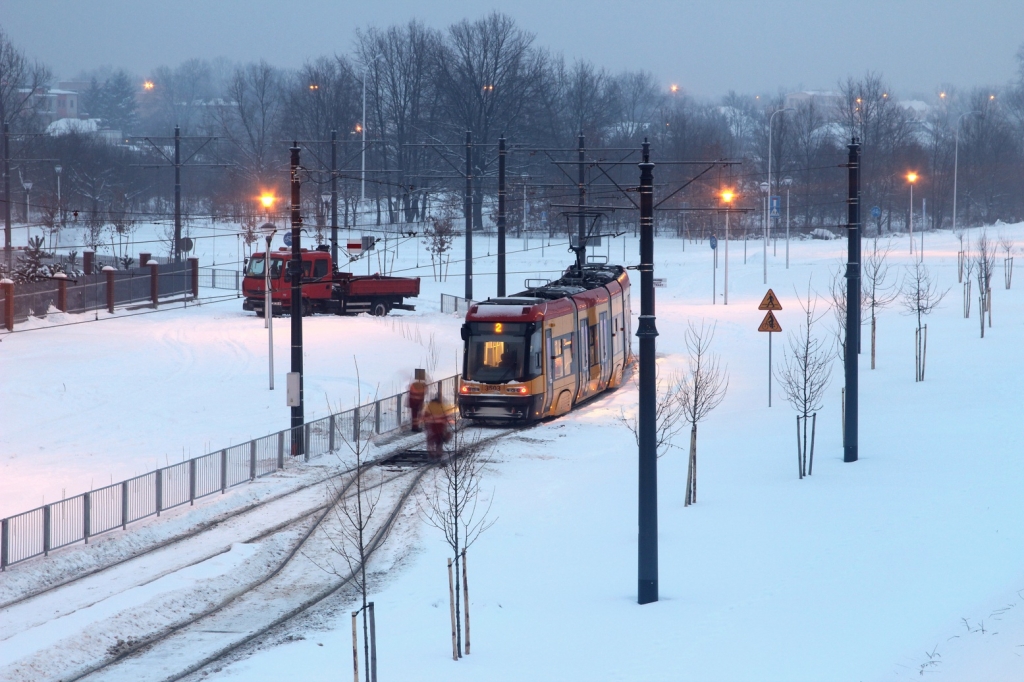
left=408, top=368, right=427, bottom=432
left=423, top=394, right=450, bottom=460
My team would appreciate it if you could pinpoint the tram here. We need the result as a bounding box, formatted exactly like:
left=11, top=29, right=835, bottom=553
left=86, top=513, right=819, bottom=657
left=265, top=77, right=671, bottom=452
left=458, top=263, right=633, bottom=423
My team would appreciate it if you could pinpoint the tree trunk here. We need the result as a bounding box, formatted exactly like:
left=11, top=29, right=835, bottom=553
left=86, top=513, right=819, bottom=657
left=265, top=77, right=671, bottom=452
left=448, top=558, right=458, bottom=661
left=462, top=548, right=470, bottom=655
left=870, top=315, right=876, bottom=370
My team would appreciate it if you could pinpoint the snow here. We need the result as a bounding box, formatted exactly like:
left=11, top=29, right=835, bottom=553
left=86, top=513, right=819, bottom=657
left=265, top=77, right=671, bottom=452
left=2, top=219, right=1024, bottom=680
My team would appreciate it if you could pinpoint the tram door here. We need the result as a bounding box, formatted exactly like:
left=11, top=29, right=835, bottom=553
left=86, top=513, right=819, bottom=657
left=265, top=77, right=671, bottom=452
left=544, top=328, right=554, bottom=413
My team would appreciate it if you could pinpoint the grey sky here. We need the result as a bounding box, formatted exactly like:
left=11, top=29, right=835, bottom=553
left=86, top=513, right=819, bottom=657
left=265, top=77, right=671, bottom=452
left=4, top=0, right=1022, bottom=99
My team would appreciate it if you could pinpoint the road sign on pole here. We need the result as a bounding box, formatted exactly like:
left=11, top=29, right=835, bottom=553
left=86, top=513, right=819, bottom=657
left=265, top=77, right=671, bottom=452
left=757, top=292, right=782, bottom=407
left=770, top=195, right=781, bottom=218
left=709, top=235, right=718, bottom=250
left=758, top=288, right=783, bottom=311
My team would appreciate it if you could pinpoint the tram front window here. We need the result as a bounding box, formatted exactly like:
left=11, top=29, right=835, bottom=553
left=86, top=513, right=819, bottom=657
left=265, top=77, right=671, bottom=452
left=466, top=335, right=526, bottom=383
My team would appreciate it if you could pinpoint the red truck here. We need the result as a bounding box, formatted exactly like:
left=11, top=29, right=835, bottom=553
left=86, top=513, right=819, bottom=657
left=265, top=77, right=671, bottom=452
left=242, top=246, right=420, bottom=317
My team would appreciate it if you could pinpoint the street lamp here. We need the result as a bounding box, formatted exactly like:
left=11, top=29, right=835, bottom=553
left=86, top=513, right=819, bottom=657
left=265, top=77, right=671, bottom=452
left=721, top=189, right=734, bottom=305
left=22, top=179, right=33, bottom=233
left=766, top=107, right=794, bottom=283
left=521, top=172, right=529, bottom=246
left=906, top=172, right=918, bottom=256
left=759, top=180, right=769, bottom=284
left=260, top=220, right=277, bottom=390
left=953, top=111, right=980, bottom=244
left=783, top=176, right=793, bottom=269
left=54, top=164, right=63, bottom=247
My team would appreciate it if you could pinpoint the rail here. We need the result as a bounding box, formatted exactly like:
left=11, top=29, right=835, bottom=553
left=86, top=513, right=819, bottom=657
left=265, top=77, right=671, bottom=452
left=0, top=374, right=460, bottom=570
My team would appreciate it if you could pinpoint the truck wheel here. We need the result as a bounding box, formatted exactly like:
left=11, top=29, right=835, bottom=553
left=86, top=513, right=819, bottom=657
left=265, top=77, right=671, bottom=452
left=371, top=301, right=388, bottom=317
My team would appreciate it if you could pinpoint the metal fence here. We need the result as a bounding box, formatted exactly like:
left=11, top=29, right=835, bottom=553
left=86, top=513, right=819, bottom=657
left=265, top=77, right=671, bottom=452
left=2, top=263, right=192, bottom=323
left=440, top=293, right=475, bottom=315
left=199, top=267, right=241, bottom=292
left=0, top=374, right=460, bottom=570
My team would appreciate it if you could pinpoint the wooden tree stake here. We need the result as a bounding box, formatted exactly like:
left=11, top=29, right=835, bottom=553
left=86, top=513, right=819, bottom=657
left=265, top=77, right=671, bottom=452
left=462, top=548, right=471, bottom=655
left=448, top=558, right=458, bottom=661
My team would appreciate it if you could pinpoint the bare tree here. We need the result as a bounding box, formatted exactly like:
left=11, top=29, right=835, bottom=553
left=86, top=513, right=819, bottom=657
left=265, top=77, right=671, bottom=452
left=308, top=366, right=394, bottom=682
left=954, top=228, right=967, bottom=283
left=679, top=321, right=728, bottom=506
left=776, top=285, right=833, bottom=478
left=0, top=27, right=51, bottom=128
left=621, top=366, right=688, bottom=460
left=999, top=233, right=1014, bottom=289
left=423, top=196, right=458, bottom=282
left=901, top=261, right=947, bottom=381
left=974, top=230, right=996, bottom=336
left=962, top=250, right=975, bottom=318
left=423, top=421, right=495, bottom=659
left=862, top=242, right=900, bottom=369
left=218, top=60, right=284, bottom=187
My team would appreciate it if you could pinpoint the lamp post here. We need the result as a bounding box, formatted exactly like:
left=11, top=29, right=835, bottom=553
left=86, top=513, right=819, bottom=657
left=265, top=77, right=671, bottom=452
left=906, top=172, right=918, bottom=257
left=54, top=164, right=63, bottom=248
left=321, top=192, right=331, bottom=248
left=759, top=181, right=769, bottom=284
left=953, top=111, right=979, bottom=243
left=721, top=189, right=734, bottom=305
left=22, top=179, right=32, bottom=234
left=521, top=172, right=529, bottom=249
left=260, top=221, right=276, bottom=390
left=766, top=107, right=793, bottom=284
left=783, top=176, right=792, bottom=269
left=359, top=55, right=382, bottom=210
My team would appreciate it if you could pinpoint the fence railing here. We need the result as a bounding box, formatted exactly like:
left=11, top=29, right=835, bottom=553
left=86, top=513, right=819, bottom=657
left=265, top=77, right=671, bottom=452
left=199, top=267, right=241, bottom=292
left=441, top=293, right=476, bottom=315
left=0, top=374, right=460, bottom=570
left=2, top=263, right=193, bottom=324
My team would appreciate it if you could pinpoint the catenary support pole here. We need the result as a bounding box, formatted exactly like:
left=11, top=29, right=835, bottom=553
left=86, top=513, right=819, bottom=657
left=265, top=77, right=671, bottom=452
left=844, top=138, right=861, bottom=463
left=3, top=122, right=10, bottom=273
left=331, top=130, right=338, bottom=265
left=577, top=133, right=587, bottom=271
left=464, top=131, right=473, bottom=300
left=174, top=125, right=182, bottom=263
left=290, top=143, right=304, bottom=456
left=637, top=138, right=659, bottom=604
left=497, top=136, right=506, bottom=296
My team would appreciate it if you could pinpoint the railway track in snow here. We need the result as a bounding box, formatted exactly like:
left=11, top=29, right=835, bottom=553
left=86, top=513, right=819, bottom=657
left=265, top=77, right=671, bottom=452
left=0, top=425, right=521, bottom=682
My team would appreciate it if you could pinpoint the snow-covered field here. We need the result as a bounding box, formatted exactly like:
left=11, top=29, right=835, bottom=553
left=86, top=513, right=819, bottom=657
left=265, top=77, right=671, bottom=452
left=2, top=220, right=1024, bottom=680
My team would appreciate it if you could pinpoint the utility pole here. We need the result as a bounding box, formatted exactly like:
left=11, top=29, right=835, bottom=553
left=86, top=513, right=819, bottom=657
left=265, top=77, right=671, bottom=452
left=576, top=133, right=587, bottom=271
left=464, top=131, right=473, bottom=300
left=3, top=122, right=10, bottom=273
left=497, top=136, right=506, bottom=296
left=636, top=138, right=659, bottom=605
left=290, top=143, right=304, bottom=457
left=844, top=138, right=861, bottom=463
left=174, top=125, right=182, bottom=263
left=331, top=130, right=338, bottom=265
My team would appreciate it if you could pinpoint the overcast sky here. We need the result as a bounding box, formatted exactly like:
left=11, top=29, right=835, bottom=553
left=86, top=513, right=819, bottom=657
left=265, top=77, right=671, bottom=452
left=4, top=0, right=1022, bottom=99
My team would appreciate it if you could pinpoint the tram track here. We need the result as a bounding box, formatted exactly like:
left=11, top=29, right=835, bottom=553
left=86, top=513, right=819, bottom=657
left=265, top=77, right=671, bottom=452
left=0, top=425, right=521, bottom=682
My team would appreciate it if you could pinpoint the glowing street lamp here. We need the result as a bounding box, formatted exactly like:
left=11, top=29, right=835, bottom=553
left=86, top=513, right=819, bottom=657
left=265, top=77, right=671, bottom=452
left=670, top=84, right=680, bottom=94
left=906, top=172, right=918, bottom=256
left=721, top=189, right=735, bottom=304
left=143, top=80, right=154, bottom=91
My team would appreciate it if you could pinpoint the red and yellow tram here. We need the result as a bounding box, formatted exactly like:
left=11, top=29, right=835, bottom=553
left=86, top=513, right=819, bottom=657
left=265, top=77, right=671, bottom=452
left=458, top=264, right=633, bottom=422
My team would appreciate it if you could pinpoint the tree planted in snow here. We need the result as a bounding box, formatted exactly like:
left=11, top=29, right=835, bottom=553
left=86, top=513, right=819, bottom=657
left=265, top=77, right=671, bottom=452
left=974, top=231, right=996, bottom=337
left=679, top=321, right=728, bottom=506
left=776, top=285, right=832, bottom=478
left=901, top=260, right=947, bottom=381
left=309, top=364, right=394, bottom=682
left=14, top=236, right=51, bottom=283
left=423, top=420, right=495, bottom=658
left=862, top=241, right=900, bottom=369
left=999, top=233, right=1014, bottom=289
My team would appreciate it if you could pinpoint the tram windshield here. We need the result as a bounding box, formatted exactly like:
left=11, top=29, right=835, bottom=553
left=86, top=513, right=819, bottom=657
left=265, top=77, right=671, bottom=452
left=466, top=334, right=527, bottom=383
left=245, top=256, right=284, bottom=279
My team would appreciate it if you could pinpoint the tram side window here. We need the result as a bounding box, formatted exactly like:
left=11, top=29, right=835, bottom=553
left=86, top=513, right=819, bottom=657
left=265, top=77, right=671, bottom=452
left=552, top=334, right=574, bottom=379
left=589, top=323, right=599, bottom=368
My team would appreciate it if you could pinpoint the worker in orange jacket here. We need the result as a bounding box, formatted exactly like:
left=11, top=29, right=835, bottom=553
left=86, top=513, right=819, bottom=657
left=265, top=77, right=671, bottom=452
left=423, top=395, right=450, bottom=460
left=408, top=368, right=427, bottom=432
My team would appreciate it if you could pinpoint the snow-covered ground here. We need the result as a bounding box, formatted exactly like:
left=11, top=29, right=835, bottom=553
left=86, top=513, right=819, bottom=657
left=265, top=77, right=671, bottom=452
left=3, top=219, right=1024, bottom=680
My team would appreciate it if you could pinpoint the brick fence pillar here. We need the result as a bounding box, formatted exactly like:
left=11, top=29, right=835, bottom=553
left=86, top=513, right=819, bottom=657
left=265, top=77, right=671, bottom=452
left=54, top=272, right=68, bottom=311
left=83, top=250, right=94, bottom=275
left=1, top=279, right=13, bottom=331
left=103, top=266, right=115, bottom=313
left=188, top=257, right=199, bottom=298
left=149, top=261, right=159, bottom=307
left=139, top=252, right=152, bottom=267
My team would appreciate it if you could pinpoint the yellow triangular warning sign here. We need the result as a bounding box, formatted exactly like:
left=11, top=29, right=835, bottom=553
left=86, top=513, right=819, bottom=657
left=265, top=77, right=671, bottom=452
left=758, top=289, right=782, bottom=311
left=758, top=310, right=782, bottom=332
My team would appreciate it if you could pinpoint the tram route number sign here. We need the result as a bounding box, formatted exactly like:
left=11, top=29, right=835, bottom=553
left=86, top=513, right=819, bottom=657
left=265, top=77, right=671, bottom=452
left=758, top=288, right=783, bottom=311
